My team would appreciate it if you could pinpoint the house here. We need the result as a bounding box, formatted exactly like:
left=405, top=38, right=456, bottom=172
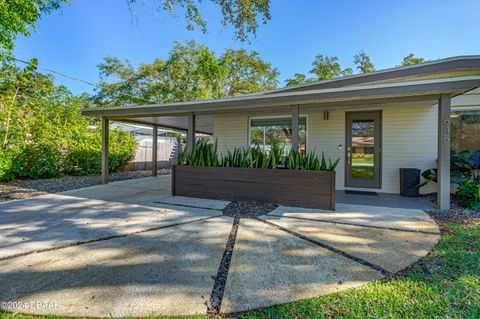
left=82, top=56, right=480, bottom=210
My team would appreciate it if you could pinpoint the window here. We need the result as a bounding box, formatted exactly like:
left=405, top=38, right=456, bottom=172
left=451, top=110, right=480, bottom=153
left=250, top=116, right=307, bottom=154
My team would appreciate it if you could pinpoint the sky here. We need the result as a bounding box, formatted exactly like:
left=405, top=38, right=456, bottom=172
left=13, top=0, right=480, bottom=95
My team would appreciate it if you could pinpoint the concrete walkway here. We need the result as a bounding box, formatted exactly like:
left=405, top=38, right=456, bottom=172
left=0, top=175, right=440, bottom=317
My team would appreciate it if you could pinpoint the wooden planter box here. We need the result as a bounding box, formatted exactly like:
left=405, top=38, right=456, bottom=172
left=172, top=165, right=336, bottom=210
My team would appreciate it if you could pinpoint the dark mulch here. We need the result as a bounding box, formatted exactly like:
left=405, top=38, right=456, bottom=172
left=222, top=201, right=279, bottom=218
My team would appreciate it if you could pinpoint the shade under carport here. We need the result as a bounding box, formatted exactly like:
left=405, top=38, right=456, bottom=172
left=82, top=75, right=480, bottom=211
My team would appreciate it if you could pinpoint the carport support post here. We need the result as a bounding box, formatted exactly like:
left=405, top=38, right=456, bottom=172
left=292, top=105, right=299, bottom=152
left=101, top=117, right=109, bottom=184
left=437, top=94, right=451, bottom=210
left=187, top=113, right=196, bottom=154
left=152, top=125, right=158, bottom=177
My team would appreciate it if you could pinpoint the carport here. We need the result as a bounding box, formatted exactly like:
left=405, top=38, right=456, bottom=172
left=82, top=58, right=480, bottom=211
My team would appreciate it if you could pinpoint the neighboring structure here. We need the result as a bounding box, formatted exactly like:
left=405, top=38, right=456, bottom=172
left=82, top=56, right=480, bottom=210
left=111, top=122, right=179, bottom=170
left=125, top=136, right=178, bottom=171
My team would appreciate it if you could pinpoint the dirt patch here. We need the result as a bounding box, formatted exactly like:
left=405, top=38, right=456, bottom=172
left=222, top=201, right=278, bottom=218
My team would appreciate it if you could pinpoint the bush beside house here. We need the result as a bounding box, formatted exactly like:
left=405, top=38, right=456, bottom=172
left=0, top=61, right=137, bottom=181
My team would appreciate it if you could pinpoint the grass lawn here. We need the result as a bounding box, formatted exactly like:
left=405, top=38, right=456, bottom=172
left=1, top=219, right=478, bottom=319
left=242, top=221, right=479, bottom=319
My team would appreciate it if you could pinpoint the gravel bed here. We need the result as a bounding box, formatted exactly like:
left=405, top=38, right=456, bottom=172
left=208, top=217, right=240, bottom=315
left=222, top=201, right=279, bottom=218
left=422, top=193, right=480, bottom=225
left=0, top=170, right=170, bottom=202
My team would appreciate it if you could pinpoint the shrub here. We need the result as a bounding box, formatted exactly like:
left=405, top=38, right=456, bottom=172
left=420, top=150, right=480, bottom=186
left=63, top=129, right=137, bottom=175
left=0, top=129, right=137, bottom=181
left=456, top=179, right=480, bottom=209
left=0, top=148, right=17, bottom=181
left=10, top=143, right=64, bottom=179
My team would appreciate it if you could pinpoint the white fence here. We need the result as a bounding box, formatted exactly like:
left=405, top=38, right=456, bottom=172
left=125, top=136, right=178, bottom=171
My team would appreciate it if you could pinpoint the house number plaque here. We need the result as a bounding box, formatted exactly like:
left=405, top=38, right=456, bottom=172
left=442, top=119, right=450, bottom=144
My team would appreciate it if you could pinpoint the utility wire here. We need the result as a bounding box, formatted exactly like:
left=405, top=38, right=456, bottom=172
left=2, top=53, right=160, bottom=105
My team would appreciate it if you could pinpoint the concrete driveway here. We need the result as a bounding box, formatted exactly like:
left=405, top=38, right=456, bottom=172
left=0, top=175, right=440, bottom=317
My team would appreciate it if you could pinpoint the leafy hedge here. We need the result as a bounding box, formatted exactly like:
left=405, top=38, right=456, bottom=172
left=0, top=129, right=137, bottom=181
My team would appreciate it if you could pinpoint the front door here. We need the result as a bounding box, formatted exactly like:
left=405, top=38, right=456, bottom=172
left=345, top=111, right=382, bottom=188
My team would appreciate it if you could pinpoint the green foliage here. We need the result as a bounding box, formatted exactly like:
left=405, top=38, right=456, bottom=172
left=0, top=60, right=137, bottom=181
left=285, top=149, right=340, bottom=171
left=93, top=40, right=279, bottom=106
left=179, top=141, right=340, bottom=172
left=0, top=0, right=70, bottom=53
left=456, top=179, right=480, bottom=209
left=420, top=150, right=480, bottom=187
left=354, top=50, right=375, bottom=73
left=11, top=143, right=63, bottom=179
left=178, top=139, right=219, bottom=167
left=401, top=53, right=426, bottom=66
left=63, top=129, right=137, bottom=176
left=285, top=73, right=314, bottom=87
left=243, top=223, right=480, bottom=319
left=126, top=0, right=271, bottom=42
left=285, top=54, right=353, bottom=86
left=420, top=149, right=480, bottom=209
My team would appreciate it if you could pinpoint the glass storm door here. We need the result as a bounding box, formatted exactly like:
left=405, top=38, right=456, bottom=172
left=345, top=111, right=382, bottom=188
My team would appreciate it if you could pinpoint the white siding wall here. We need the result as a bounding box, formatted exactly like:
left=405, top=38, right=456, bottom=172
left=212, top=103, right=439, bottom=194
left=213, top=114, right=249, bottom=154
left=452, top=87, right=480, bottom=107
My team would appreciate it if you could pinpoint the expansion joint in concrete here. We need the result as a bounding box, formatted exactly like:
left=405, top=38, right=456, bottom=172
left=280, top=215, right=439, bottom=235
left=208, top=217, right=240, bottom=317
left=256, top=218, right=393, bottom=277
left=0, top=215, right=222, bottom=262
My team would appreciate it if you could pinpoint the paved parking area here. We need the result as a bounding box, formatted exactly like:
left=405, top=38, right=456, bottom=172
left=0, top=175, right=440, bottom=317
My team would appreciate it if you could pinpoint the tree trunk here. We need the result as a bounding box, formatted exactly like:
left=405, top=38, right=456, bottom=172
left=2, top=86, right=20, bottom=147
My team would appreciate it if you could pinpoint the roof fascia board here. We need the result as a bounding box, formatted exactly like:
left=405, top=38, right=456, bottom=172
left=264, top=56, right=480, bottom=94
left=82, top=77, right=480, bottom=118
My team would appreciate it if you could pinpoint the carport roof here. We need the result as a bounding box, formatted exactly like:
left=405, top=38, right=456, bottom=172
left=81, top=75, right=480, bottom=134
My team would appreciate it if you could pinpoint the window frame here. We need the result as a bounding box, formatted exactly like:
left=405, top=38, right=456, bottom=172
left=247, top=114, right=309, bottom=153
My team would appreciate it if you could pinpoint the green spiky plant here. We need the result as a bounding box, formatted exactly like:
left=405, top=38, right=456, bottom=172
left=178, top=139, right=219, bottom=166
left=180, top=141, right=340, bottom=171
left=285, top=149, right=340, bottom=171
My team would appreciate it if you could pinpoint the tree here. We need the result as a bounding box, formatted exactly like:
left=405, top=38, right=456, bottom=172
left=354, top=50, right=375, bottom=73
left=93, top=40, right=279, bottom=106
left=127, top=0, right=271, bottom=42
left=0, top=60, right=137, bottom=180
left=285, top=54, right=355, bottom=86
left=285, top=73, right=309, bottom=87
left=401, top=53, right=426, bottom=66
left=309, top=54, right=341, bottom=80
left=341, top=67, right=353, bottom=77
left=219, top=48, right=279, bottom=96
left=0, top=0, right=70, bottom=52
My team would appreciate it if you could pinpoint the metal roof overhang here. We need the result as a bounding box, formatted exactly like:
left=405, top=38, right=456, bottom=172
left=81, top=76, right=480, bottom=134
